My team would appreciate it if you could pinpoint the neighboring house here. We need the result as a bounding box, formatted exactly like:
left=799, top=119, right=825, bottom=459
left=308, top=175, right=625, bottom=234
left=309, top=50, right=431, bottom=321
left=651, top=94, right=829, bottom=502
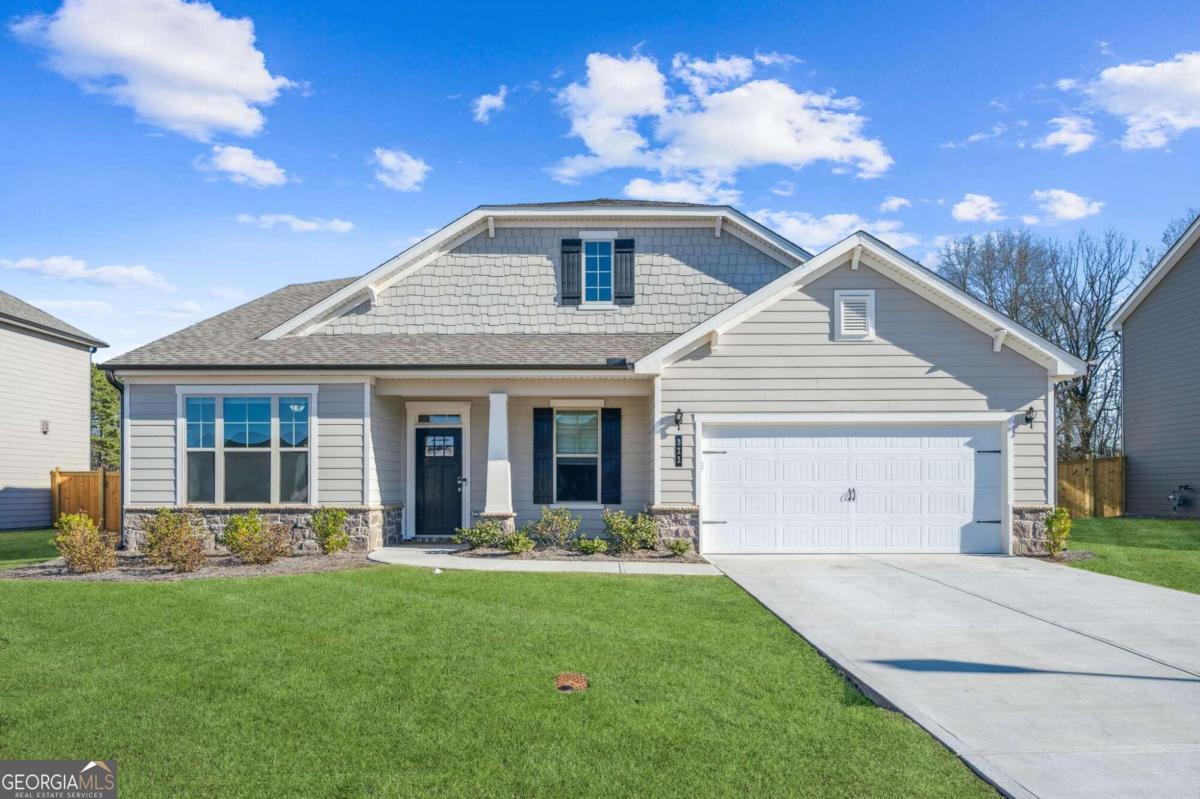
left=104, top=200, right=1085, bottom=554
left=1108, top=213, right=1200, bottom=517
left=0, top=290, right=107, bottom=530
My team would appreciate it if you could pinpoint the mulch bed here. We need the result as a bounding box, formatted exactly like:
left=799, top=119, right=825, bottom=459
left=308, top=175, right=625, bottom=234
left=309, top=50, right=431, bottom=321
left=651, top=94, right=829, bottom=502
left=0, top=551, right=379, bottom=582
left=453, top=546, right=705, bottom=564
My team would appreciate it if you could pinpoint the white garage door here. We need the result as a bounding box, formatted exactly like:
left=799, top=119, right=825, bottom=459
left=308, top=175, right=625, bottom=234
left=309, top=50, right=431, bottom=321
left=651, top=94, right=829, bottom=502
left=701, top=424, right=1003, bottom=554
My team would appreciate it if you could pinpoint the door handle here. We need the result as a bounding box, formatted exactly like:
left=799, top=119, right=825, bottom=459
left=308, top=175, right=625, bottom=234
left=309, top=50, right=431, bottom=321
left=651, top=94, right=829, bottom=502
left=456, top=476, right=468, bottom=493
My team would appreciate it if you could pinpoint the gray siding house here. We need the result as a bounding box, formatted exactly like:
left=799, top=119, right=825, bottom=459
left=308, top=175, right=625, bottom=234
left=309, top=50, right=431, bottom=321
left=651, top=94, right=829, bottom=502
left=0, top=290, right=106, bottom=529
left=1109, top=214, right=1200, bottom=517
left=104, top=201, right=1084, bottom=554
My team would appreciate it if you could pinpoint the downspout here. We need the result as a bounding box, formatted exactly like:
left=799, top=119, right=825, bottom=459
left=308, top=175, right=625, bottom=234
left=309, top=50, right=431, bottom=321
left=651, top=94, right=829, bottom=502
left=103, top=369, right=125, bottom=545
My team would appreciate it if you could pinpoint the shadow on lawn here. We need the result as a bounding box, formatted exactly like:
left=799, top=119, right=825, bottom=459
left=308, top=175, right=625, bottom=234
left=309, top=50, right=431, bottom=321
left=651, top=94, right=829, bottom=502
left=871, top=658, right=1200, bottom=683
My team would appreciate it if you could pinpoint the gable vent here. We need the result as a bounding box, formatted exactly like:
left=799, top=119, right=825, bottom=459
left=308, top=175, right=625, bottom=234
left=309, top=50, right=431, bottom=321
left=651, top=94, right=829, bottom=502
left=834, top=290, right=875, bottom=341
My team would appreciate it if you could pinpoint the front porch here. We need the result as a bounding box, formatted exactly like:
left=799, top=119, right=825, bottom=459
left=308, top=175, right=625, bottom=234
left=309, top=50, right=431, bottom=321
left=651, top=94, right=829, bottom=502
left=368, top=375, right=664, bottom=545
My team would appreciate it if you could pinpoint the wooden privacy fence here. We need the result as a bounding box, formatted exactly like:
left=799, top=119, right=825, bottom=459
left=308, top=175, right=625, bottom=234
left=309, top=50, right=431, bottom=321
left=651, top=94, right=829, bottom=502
left=1057, top=456, right=1125, bottom=518
left=50, top=468, right=121, bottom=531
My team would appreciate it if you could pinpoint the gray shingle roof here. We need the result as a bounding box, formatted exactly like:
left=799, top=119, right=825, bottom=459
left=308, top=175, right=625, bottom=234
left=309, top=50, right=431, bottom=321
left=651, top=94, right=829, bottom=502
left=0, top=289, right=107, bottom=347
left=480, top=198, right=720, bottom=209
left=102, top=277, right=671, bottom=370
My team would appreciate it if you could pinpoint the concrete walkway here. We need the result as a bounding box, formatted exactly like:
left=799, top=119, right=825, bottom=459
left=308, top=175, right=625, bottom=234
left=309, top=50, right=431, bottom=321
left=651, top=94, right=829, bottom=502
left=709, top=553, right=1200, bottom=799
left=368, top=543, right=722, bottom=575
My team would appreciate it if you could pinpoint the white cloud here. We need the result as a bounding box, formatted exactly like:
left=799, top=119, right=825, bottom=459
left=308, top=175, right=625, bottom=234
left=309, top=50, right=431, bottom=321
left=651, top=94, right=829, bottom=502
left=472, top=85, right=508, bottom=123
left=11, top=0, right=292, bottom=141
left=552, top=51, right=892, bottom=195
left=623, top=177, right=739, bottom=204
left=197, top=145, right=286, bottom=187
left=236, top=213, right=353, bottom=233
left=1034, top=116, right=1097, bottom=155
left=1031, top=189, right=1104, bottom=221
left=753, top=209, right=919, bottom=251
left=941, top=124, right=1006, bottom=149
left=671, top=53, right=755, bottom=95
left=1021, top=215, right=1041, bottom=225
left=0, top=255, right=173, bottom=291
left=372, top=147, right=430, bottom=192
left=1075, top=51, right=1200, bottom=149
left=1055, top=78, right=1078, bottom=91
left=879, top=195, right=911, bottom=212
left=1097, top=40, right=1114, bottom=56
left=770, top=180, right=795, bottom=197
left=753, top=51, right=801, bottom=68
left=951, top=193, right=1005, bottom=222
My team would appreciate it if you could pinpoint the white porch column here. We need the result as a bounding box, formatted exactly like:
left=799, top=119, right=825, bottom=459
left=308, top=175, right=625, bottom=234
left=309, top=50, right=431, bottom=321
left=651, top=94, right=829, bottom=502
left=483, top=392, right=513, bottom=517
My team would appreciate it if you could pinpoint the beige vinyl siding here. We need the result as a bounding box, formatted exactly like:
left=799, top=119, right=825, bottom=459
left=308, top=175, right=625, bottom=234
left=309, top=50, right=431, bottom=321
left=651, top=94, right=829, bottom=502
left=509, top=395, right=652, bottom=534
left=1122, top=237, right=1200, bottom=517
left=126, top=383, right=177, bottom=505
left=658, top=264, right=1051, bottom=506
left=370, top=393, right=405, bottom=505
left=0, top=324, right=92, bottom=528
left=125, top=382, right=367, bottom=506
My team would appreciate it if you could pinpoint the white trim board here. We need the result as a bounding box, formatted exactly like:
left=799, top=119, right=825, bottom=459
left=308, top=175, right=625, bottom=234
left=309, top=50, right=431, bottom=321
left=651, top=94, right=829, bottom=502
left=1108, top=213, right=1200, bottom=329
left=404, top=401, right=472, bottom=538
left=257, top=204, right=813, bottom=341
left=634, top=232, right=1087, bottom=379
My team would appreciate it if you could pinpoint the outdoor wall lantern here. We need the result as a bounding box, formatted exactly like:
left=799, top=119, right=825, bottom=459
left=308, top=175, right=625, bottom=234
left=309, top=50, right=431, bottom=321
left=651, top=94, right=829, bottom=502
left=1024, top=407, right=1037, bottom=427
left=674, top=408, right=684, bottom=428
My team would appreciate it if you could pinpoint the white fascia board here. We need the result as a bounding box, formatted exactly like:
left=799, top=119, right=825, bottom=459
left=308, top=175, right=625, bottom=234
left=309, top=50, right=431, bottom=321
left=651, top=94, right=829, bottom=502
left=1108, top=214, right=1200, bottom=330
left=635, top=232, right=1088, bottom=378
left=259, top=205, right=813, bottom=341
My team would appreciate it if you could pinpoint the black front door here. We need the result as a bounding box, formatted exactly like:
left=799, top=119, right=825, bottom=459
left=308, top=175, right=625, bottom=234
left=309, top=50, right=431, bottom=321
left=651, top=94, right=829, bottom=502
left=415, top=427, right=463, bottom=536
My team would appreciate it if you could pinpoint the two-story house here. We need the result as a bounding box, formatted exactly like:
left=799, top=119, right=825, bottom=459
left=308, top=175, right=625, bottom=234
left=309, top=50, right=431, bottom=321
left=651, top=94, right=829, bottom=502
left=103, top=201, right=1084, bottom=554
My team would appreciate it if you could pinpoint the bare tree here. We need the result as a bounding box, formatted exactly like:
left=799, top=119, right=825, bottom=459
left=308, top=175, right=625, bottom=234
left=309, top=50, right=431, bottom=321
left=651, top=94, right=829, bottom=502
left=1045, top=231, right=1136, bottom=458
left=1139, top=207, right=1199, bottom=277
left=937, top=228, right=1135, bottom=459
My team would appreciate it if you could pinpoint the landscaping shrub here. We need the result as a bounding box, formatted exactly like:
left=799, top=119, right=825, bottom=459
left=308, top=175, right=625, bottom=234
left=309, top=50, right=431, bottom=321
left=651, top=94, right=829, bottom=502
left=574, top=536, right=609, bottom=555
left=312, top=507, right=350, bottom=554
left=143, top=508, right=205, bottom=572
left=1046, top=507, right=1072, bottom=556
left=602, top=509, right=659, bottom=553
left=222, top=511, right=292, bottom=565
left=53, top=512, right=116, bottom=574
left=521, top=506, right=581, bottom=549
left=666, top=538, right=692, bottom=557
left=503, top=531, right=535, bottom=554
left=453, top=519, right=507, bottom=549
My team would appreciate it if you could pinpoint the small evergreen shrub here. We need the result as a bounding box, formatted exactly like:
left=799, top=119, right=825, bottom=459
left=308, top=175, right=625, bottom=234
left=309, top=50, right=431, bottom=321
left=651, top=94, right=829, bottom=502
left=1046, top=507, right=1072, bottom=556
left=312, top=507, right=350, bottom=554
left=574, top=536, right=609, bottom=555
left=222, top=510, right=292, bottom=564
left=666, top=538, right=692, bottom=557
left=521, top=506, right=581, bottom=549
left=503, top=531, right=535, bottom=554
left=602, top=509, right=659, bottom=553
left=53, top=512, right=117, bottom=574
left=453, top=519, right=507, bottom=549
left=143, top=508, right=205, bottom=572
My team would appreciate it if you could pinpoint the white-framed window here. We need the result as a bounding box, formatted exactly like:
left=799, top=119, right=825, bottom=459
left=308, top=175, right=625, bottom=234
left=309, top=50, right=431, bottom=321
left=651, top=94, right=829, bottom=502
left=582, top=240, right=614, bottom=305
left=180, top=391, right=314, bottom=505
left=553, top=408, right=600, bottom=503
left=834, top=289, right=876, bottom=341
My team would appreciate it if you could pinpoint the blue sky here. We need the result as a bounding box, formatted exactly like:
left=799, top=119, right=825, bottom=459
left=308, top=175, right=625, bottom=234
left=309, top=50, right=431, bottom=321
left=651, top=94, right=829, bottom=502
left=1, top=0, right=1198, bottom=356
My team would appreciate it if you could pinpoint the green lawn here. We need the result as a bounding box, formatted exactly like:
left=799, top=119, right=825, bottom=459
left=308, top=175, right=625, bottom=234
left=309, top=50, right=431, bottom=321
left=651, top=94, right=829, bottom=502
left=1068, top=517, right=1200, bottom=594
left=0, top=528, right=57, bottom=570
left=0, top=564, right=991, bottom=798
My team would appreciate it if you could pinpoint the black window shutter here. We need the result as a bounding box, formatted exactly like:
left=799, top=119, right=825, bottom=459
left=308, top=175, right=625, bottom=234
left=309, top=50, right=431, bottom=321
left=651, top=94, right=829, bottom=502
left=614, top=239, right=635, bottom=305
left=601, top=408, right=622, bottom=505
left=561, top=239, right=582, bottom=306
left=533, top=408, right=554, bottom=504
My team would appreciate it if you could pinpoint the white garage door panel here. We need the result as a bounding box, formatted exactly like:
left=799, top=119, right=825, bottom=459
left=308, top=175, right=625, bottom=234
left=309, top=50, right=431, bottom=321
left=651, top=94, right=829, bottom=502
left=702, top=424, right=1003, bottom=554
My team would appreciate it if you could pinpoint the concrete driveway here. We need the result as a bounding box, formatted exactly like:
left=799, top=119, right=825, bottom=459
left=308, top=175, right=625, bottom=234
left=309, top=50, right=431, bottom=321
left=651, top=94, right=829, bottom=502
left=707, top=554, right=1200, bottom=799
